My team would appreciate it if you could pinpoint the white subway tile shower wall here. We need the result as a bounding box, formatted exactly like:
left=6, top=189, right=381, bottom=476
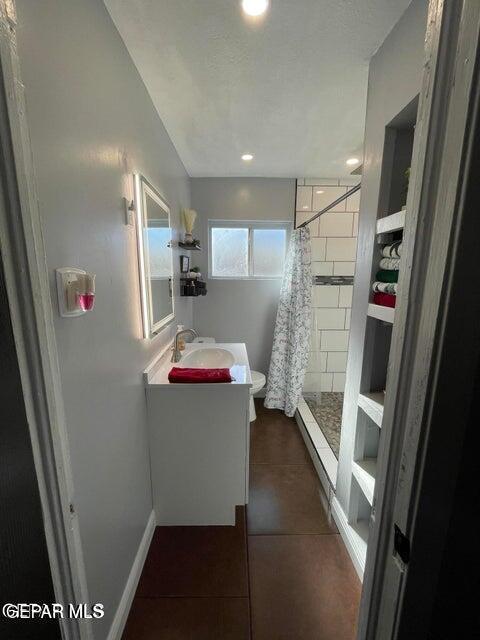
left=296, top=178, right=360, bottom=392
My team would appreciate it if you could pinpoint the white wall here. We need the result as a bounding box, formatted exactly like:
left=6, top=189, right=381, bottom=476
left=296, top=178, right=360, bottom=393
left=15, top=1, right=191, bottom=637
left=191, top=178, right=295, bottom=373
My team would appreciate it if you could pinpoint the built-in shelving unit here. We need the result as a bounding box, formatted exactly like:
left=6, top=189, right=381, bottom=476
left=347, top=218, right=403, bottom=568
left=353, top=206, right=404, bottom=514
left=332, top=96, right=418, bottom=579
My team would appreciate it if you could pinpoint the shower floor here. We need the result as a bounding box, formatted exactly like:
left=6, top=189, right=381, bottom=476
left=304, top=392, right=343, bottom=459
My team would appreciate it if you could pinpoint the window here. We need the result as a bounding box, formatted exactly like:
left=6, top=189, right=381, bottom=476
left=209, top=221, right=289, bottom=279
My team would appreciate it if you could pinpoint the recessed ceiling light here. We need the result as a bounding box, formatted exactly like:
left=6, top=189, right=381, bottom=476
left=302, top=205, right=308, bottom=209
left=316, top=190, right=324, bottom=194
left=242, top=153, right=254, bottom=161
left=241, top=0, right=269, bottom=17
left=346, top=157, right=359, bottom=165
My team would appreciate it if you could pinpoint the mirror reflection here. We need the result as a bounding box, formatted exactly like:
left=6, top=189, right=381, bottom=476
left=135, top=175, right=174, bottom=336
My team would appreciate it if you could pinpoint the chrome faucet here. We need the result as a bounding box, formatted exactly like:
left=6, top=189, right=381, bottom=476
left=171, top=328, right=198, bottom=362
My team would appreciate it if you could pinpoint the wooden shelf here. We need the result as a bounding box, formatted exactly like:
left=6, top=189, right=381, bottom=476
left=352, top=458, right=377, bottom=505
left=358, top=392, right=384, bottom=427
left=376, top=209, right=406, bottom=234
left=367, top=303, right=395, bottom=323
left=178, top=242, right=202, bottom=250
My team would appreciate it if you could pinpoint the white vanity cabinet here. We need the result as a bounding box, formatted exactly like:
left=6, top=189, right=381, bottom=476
left=144, top=343, right=252, bottom=525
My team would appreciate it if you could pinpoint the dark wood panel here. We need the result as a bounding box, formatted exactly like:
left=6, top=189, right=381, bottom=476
left=0, top=258, right=60, bottom=639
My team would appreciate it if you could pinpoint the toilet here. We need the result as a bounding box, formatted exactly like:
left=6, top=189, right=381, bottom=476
left=196, top=338, right=265, bottom=421
left=249, top=371, right=266, bottom=421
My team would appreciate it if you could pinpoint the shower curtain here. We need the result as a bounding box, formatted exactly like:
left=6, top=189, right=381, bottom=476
left=264, top=226, right=312, bottom=417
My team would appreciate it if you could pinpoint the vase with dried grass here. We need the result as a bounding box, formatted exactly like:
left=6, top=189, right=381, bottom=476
left=182, top=208, right=197, bottom=245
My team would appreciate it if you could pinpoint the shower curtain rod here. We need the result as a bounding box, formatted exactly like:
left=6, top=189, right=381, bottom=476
left=296, top=182, right=361, bottom=228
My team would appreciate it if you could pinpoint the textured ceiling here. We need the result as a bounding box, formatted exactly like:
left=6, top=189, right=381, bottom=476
left=104, top=0, right=412, bottom=177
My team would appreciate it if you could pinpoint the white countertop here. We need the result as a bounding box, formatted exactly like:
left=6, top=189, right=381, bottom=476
left=146, top=342, right=252, bottom=387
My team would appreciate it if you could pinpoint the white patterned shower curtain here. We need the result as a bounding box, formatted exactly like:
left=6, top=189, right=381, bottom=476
left=264, top=227, right=312, bottom=417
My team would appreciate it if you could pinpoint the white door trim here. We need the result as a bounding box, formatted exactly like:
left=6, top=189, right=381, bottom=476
left=0, top=2, right=92, bottom=638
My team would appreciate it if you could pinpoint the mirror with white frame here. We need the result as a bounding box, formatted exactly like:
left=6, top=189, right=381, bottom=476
left=134, top=174, right=174, bottom=337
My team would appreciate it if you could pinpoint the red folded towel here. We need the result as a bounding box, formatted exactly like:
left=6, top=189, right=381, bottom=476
left=168, top=367, right=233, bottom=383
left=373, top=292, right=396, bottom=308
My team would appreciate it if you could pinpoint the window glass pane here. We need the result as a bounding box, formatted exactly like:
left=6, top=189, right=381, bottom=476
left=252, top=228, right=286, bottom=277
left=211, top=227, right=249, bottom=277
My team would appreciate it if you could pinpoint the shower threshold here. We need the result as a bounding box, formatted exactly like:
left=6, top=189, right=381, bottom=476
left=295, top=393, right=343, bottom=494
left=305, top=393, right=343, bottom=457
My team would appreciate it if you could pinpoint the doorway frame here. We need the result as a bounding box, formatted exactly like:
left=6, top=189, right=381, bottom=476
left=0, top=2, right=92, bottom=639
left=358, top=0, right=480, bottom=637
left=2, top=0, right=479, bottom=639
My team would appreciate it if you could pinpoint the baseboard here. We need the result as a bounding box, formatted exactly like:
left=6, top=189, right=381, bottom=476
left=331, top=496, right=366, bottom=580
left=106, top=510, right=155, bottom=640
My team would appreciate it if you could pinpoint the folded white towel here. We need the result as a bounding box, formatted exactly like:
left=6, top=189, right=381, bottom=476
left=379, top=257, right=400, bottom=270
left=382, top=241, right=402, bottom=259
left=373, top=281, right=398, bottom=295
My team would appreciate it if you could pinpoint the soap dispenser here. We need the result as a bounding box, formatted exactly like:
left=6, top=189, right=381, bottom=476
left=176, top=324, right=186, bottom=350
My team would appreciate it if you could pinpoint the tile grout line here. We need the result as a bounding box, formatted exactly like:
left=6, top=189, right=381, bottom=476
left=134, top=595, right=250, bottom=600
left=248, top=532, right=340, bottom=537
left=250, top=462, right=317, bottom=466
left=244, top=505, right=254, bottom=640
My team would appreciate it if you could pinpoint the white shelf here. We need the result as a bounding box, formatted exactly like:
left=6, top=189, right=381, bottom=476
left=358, top=392, right=384, bottom=427
left=352, top=458, right=377, bottom=505
left=331, top=497, right=370, bottom=578
left=352, top=519, right=370, bottom=564
left=348, top=517, right=370, bottom=573
left=367, top=303, right=395, bottom=323
left=376, top=209, right=406, bottom=234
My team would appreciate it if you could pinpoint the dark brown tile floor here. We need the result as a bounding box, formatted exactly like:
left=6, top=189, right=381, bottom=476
left=123, top=597, right=250, bottom=640
left=123, top=399, right=361, bottom=639
left=249, top=535, right=360, bottom=640
left=248, top=464, right=336, bottom=535
left=248, top=401, right=360, bottom=640
left=135, top=507, right=248, bottom=598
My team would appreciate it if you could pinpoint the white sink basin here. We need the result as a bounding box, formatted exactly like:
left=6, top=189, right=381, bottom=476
left=179, top=347, right=235, bottom=369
